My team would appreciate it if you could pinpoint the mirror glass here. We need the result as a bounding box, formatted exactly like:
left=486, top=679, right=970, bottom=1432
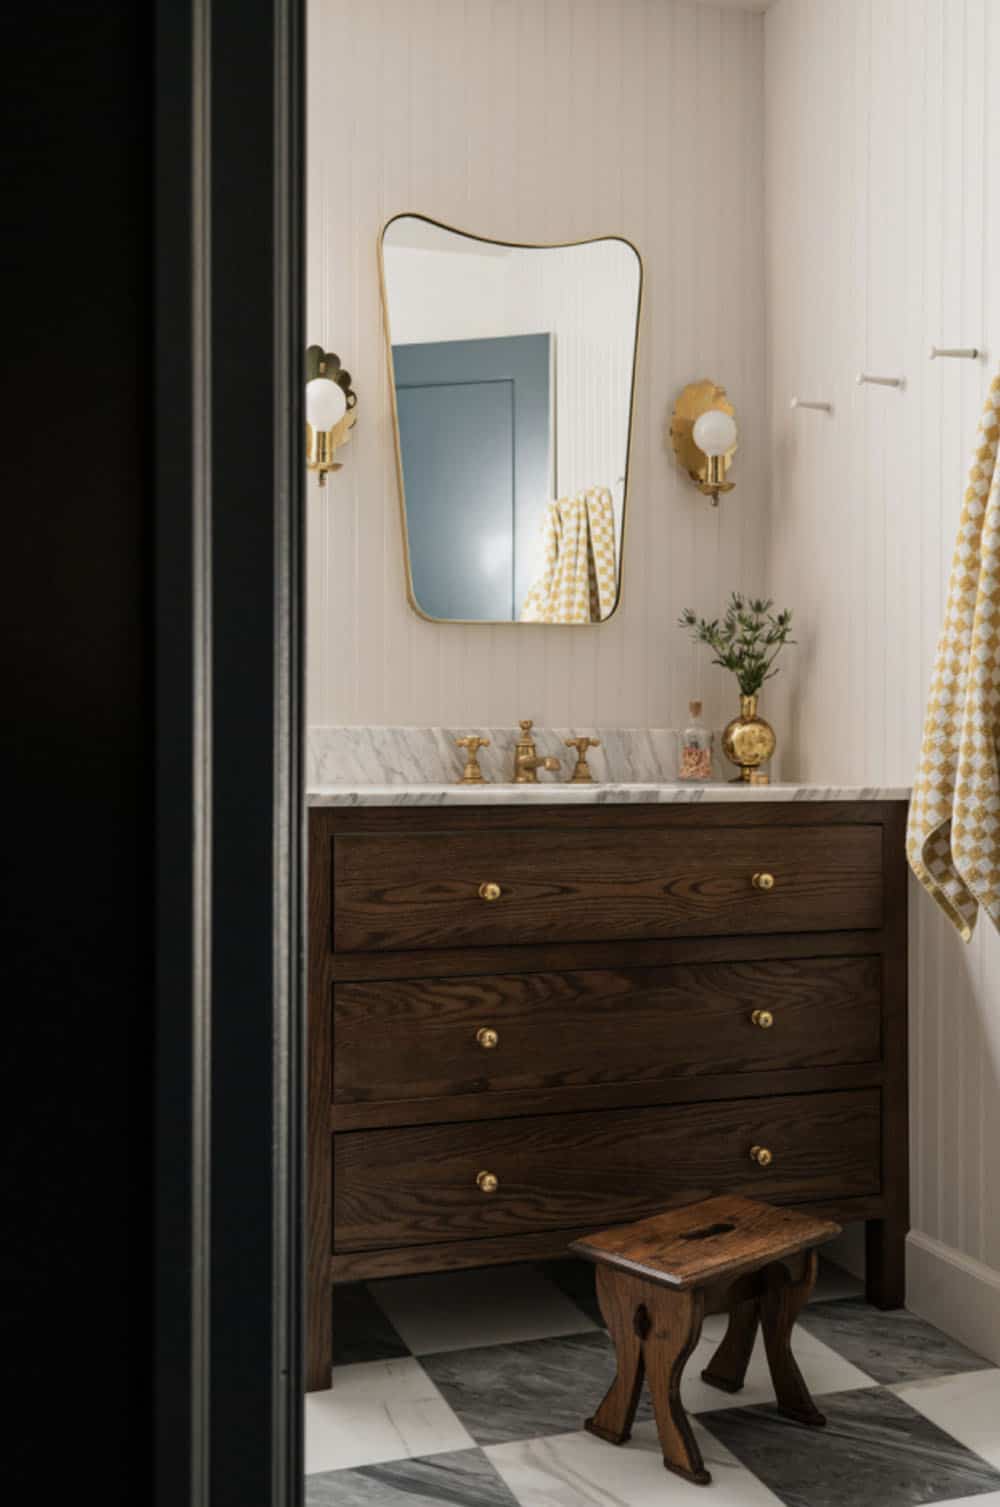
left=381, top=215, right=642, bottom=624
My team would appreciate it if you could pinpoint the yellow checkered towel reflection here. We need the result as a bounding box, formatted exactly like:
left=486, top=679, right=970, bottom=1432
left=519, top=487, right=617, bottom=624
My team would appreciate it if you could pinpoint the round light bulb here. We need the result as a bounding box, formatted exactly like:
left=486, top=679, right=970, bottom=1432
left=306, top=376, right=347, bottom=431
left=693, top=408, right=738, bottom=458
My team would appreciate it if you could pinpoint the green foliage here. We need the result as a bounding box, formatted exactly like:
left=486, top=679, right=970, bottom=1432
left=678, top=594, right=795, bottom=697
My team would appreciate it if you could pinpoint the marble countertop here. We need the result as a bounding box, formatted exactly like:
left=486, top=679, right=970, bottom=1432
left=307, top=781, right=910, bottom=807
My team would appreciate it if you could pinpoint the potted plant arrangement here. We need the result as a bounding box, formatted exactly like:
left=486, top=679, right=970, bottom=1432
left=679, top=594, right=795, bottom=781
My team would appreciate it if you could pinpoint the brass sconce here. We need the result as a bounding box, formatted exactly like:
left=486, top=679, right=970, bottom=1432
left=669, top=379, right=739, bottom=506
left=305, top=345, right=357, bottom=484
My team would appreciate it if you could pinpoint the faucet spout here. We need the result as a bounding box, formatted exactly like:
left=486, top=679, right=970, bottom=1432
left=512, top=719, right=562, bottom=783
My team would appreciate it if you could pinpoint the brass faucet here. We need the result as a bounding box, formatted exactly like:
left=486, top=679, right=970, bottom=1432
left=512, top=720, right=561, bottom=783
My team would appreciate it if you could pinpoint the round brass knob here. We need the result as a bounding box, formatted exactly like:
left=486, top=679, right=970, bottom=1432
left=478, top=881, right=502, bottom=902
left=750, top=1144, right=774, bottom=1168
left=752, top=872, right=775, bottom=891
left=751, top=1009, right=774, bottom=1029
left=476, top=1170, right=499, bottom=1194
left=476, top=1027, right=499, bottom=1050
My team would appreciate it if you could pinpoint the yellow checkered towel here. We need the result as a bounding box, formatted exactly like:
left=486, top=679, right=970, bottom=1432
left=907, top=372, right=1000, bottom=940
left=519, top=487, right=617, bottom=623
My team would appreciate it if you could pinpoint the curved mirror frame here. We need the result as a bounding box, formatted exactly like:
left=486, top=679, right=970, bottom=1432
left=379, top=213, right=643, bottom=625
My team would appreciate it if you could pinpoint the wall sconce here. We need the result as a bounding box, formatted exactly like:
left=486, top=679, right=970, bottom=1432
left=305, top=345, right=357, bottom=484
left=669, top=379, right=739, bottom=506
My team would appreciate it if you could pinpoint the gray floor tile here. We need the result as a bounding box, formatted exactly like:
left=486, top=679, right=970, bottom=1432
left=701, top=1386, right=1000, bottom=1507
left=419, top=1329, right=651, bottom=1446
left=332, top=1282, right=410, bottom=1367
left=798, top=1299, right=993, bottom=1385
left=305, top=1447, right=520, bottom=1507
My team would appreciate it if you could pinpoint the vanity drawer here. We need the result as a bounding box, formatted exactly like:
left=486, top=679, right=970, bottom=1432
left=333, top=1088, right=880, bottom=1250
left=332, top=823, right=884, bottom=952
left=333, top=956, right=882, bottom=1105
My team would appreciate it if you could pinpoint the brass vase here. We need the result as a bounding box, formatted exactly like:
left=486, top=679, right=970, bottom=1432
left=722, top=693, right=776, bottom=782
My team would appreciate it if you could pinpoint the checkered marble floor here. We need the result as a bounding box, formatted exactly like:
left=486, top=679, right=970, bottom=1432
left=306, top=1259, right=1000, bottom=1507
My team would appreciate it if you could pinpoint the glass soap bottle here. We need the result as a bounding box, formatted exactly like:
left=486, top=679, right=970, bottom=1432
left=679, top=700, right=713, bottom=782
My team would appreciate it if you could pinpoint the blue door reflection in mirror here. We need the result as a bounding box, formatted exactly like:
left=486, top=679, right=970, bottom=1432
left=393, top=333, right=551, bottom=621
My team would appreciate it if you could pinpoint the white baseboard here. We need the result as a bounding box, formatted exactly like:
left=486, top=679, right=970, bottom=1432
left=906, top=1230, right=1000, bottom=1365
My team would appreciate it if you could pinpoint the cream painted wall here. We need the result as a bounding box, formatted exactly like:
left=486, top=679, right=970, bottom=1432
left=306, top=0, right=767, bottom=730
left=764, top=0, right=1000, bottom=1358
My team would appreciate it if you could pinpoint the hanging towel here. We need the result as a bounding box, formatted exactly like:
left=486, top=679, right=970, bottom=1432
left=907, top=372, right=1000, bottom=940
left=519, top=487, right=618, bottom=623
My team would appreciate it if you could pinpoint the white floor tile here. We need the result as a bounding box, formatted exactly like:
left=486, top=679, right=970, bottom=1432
left=920, top=1497, right=1000, bottom=1506
left=305, top=1357, right=474, bottom=1475
left=681, top=1310, right=875, bottom=1414
left=369, top=1264, right=598, bottom=1355
left=892, top=1368, right=1000, bottom=1470
left=486, top=1420, right=784, bottom=1507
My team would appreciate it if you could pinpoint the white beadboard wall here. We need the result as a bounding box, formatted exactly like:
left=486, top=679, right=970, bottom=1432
left=764, top=0, right=1000, bottom=1358
left=306, top=0, right=767, bottom=730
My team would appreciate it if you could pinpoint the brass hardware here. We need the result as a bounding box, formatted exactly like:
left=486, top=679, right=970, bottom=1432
left=306, top=346, right=358, bottom=485
left=724, top=694, right=777, bottom=781
left=751, top=1009, right=774, bottom=1029
left=752, top=871, right=776, bottom=891
left=379, top=213, right=643, bottom=626
left=750, top=1145, right=773, bottom=1168
left=669, top=379, right=738, bottom=506
left=476, top=1027, right=499, bottom=1050
left=478, top=881, right=502, bottom=902
left=513, top=720, right=561, bottom=783
left=564, top=736, right=601, bottom=783
left=455, top=735, right=491, bottom=784
left=476, top=1170, right=499, bottom=1194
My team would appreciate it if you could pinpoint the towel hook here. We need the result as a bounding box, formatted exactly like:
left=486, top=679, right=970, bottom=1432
left=790, top=398, right=833, bottom=413
left=857, top=372, right=905, bottom=389
left=929, top=345, right=981, bottom=361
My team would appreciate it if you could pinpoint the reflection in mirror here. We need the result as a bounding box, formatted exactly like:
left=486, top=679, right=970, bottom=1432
left=380, top=215, right=642, bottom=624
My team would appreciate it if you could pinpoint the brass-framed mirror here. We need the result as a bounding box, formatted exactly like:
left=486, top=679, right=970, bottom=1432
left=379, top=214, right=643, bottom=625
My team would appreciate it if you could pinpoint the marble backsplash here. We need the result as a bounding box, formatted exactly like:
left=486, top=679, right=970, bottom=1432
left=307, top=724, right=732, bottom=787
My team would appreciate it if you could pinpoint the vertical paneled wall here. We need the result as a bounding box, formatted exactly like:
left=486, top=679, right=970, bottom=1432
left=765, top=0, right=1000, bottom=1354
left=306, top=0, right=767, bottom=730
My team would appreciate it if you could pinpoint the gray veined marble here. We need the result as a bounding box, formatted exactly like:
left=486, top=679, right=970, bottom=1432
left=700, top=1386, right=1000, bottom=1507
left=418, top=1329, right=651, bottom=1447
left=307, top=723, right=910, bottom=803
left=305, top=1448, right=521, bottom=1507
left=797, top=1298, right=994, bottom=1385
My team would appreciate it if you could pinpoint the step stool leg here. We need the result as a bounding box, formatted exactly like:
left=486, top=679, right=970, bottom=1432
left=585, top=1267, right=646, bottom=1446
left=701, top=1294, right=760, bottom=1394
left=644, top=1287, right=711, bottom=1485
left=759, top=1250, right=826, bottom=1427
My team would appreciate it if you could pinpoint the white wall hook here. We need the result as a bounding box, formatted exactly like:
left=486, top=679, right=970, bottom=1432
left=929, top=345, right=981, bottom=360
left=790, top=398, right=833, bottom=412
left=857, top=372, right=905, bottom=388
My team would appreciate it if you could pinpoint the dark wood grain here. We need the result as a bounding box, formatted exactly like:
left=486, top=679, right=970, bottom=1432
left=866, top=803, right=911, bottom=1307
left=306, top=823, right=333, bottom=1391
left=306, top=798, right=910, bottom=1382
left=570, top=1195, right=840, bottom=1291
left=333, top=823, right=884, bottom=952
left=333, top=1089, right=880, bottom=1252
left=328, top=1194, right=886, bottom=1282
left=333, top=956, right=881, bottom=1105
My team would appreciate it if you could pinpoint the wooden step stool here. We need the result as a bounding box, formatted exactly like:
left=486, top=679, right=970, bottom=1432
left=571, top=1195, right=841, bottom=1486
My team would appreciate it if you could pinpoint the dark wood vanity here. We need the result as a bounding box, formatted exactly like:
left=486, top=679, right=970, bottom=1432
left=307, top=797, right=908, bottom=1391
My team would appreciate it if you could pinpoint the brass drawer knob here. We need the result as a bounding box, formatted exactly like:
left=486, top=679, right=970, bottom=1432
left=478, top=881, right=502, bottom=902
left=476, top=1027, right=499, bottom=1050
left=750, top=1144, right=774, bottom=1168
left=751, top=1009, right=774, bottom=1029
left=752, top=872, right=775, bottom=891
left=476, top=1169, right=499, bottom=1194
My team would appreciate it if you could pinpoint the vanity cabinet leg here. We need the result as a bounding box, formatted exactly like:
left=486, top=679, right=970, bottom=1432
left=866, top=1217, right=907, bottom=1310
